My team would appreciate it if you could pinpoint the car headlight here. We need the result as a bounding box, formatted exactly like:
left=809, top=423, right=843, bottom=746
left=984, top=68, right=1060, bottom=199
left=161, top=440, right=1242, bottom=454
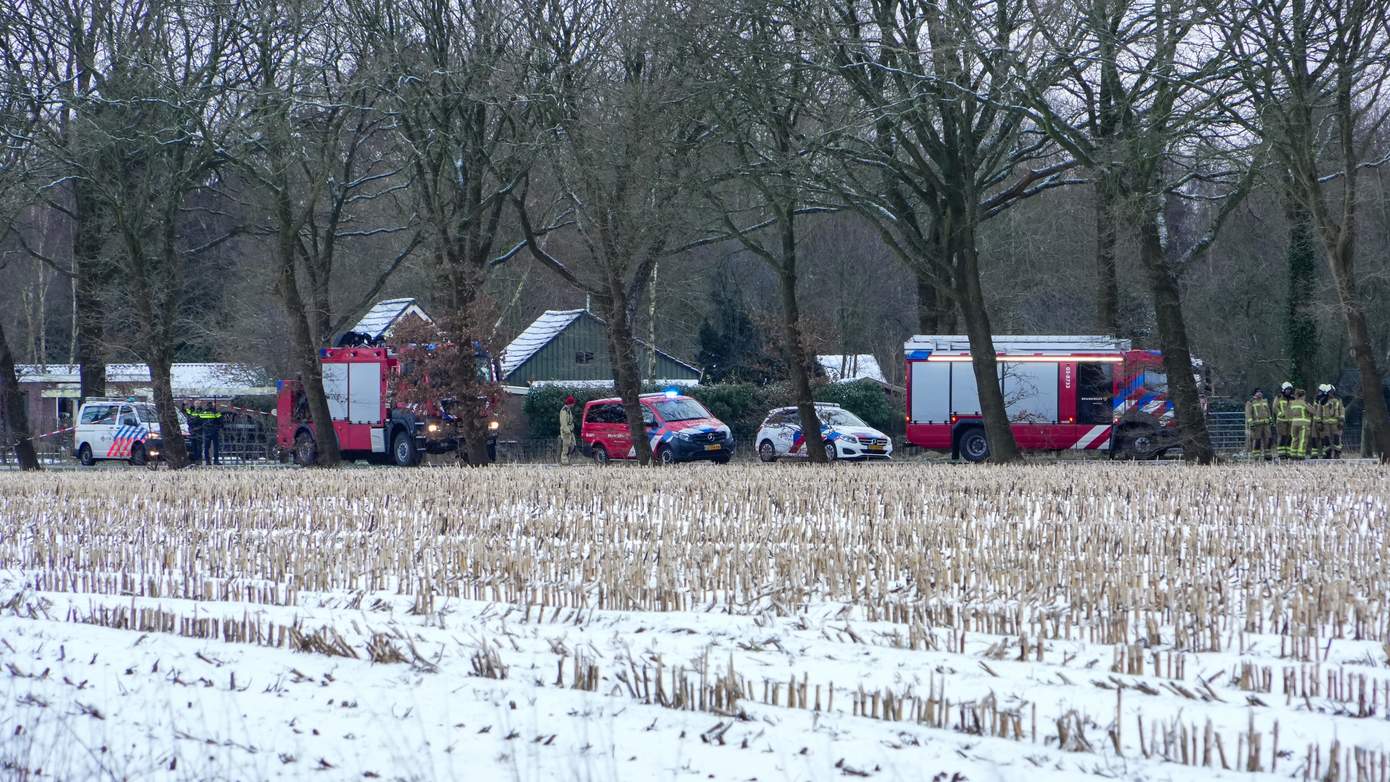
left=488, top=420, right=500, bottom=432
left=427, top=423, right=440, bottom=433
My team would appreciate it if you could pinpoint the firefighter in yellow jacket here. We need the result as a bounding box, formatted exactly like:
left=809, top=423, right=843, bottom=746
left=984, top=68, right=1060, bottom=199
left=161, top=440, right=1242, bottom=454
left=1244, top=388, right=1274, bottom=460
left=1288, top=388, right=1313, bottom=459
left=1273, top=381, right=1295, bottom=458
left=1317, top=384, right=1346, bottom=459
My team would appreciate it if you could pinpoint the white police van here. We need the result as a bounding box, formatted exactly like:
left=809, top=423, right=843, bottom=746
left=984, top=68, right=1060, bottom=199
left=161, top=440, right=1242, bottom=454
left=754, top=402, right=893, bottom=462
left=73, top=398, right=189, bottom=466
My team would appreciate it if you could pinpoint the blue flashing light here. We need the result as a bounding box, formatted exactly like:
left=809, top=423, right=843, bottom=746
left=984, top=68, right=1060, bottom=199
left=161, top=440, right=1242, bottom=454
left=663, top=387, right=680, bottom=398
left=907, top=349, right=932, bottom=360
left=319, top=348, right=329, bottom=357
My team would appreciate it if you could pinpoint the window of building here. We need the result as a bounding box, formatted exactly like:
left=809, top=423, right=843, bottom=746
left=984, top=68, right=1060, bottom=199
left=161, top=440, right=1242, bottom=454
left=575, top=351, right=594, bottom=364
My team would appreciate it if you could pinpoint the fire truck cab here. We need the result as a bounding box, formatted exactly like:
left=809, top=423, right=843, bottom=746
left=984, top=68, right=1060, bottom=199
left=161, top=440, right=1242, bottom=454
left=275, top=346, right=497, bottom=466
left=905, top=335, right=1196, bottom=461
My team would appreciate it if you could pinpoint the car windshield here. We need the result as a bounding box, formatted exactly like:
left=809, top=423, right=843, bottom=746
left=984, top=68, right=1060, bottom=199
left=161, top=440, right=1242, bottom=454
left=818, top=408, right=866, bottom=427
left=652, top=398, right=710, bottom=422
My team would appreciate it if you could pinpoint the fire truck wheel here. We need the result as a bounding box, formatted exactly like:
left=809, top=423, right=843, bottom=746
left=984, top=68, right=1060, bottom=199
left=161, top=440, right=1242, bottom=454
left=1116, top=427, right=1157, bottom=460
left=391, top=430, right=419, bottom=467
left=958, top=428, right=990, bottom=463
left=592, top=445, right=609, bottom=465
left=129, top=443, right=147, bottom=466
left=758, top=440, right=777, bottom=462
left=293, top=431, right=317, bottom=466
left=78, top=444, right=94, bottom=466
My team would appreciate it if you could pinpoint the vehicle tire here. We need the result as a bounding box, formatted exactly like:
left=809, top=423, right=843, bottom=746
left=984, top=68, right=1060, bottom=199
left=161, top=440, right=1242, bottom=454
left=824, top=442, right=837, bottom=462
left=714, top=454, right=731, bottom=465
left=78, top=444, right=94, bottom=467
left=958, top=428, right=990, bottom=463
left=758, top=440, right=777, bottom=463
left=391, top=429, right=419, bottom=467
left=658, top=446, right=676, bottom=466
left=129, top=443, right=147, bottom=466
left=592, top=444, right=609, bottom=466
left=1115, top=426, right=1157, bottom=460
left=293, top=430, right=317, bottom=466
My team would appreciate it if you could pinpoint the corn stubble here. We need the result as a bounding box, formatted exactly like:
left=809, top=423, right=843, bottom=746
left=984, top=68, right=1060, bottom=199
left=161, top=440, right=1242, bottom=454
left=2, top=463, right=1388, bottom=779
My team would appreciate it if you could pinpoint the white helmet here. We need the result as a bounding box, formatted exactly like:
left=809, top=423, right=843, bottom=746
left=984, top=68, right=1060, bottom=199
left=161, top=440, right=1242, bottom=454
left=1318, top=383, right=1331, bottom=393
left=1281, top=381, right=1293, bottom=391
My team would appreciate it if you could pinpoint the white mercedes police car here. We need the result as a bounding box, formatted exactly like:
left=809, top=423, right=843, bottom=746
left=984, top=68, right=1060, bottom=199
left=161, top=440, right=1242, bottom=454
left=754, top=403, right=893, bottom=462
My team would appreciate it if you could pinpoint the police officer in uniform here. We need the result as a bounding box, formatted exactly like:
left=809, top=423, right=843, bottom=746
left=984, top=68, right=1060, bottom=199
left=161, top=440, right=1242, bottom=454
left=201, top=402, right=224, bottom=465
left=1273, top=381, right=1295, bottom=459
left=1244, top=388, right=1274, bottom=460
left=185, top=400, right=204, bottom=464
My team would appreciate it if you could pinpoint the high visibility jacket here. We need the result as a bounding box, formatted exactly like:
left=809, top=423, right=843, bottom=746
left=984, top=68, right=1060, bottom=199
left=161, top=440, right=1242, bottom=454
left=1274, top=396, right=1293, bottom=423
left=1321, top=397, right=1345, bottom=426
left=558, top=406, right=575, bottom=437
left=1288, top=399, right=1312, bottom=423
left=1245, top=398, right=1271, bottom=425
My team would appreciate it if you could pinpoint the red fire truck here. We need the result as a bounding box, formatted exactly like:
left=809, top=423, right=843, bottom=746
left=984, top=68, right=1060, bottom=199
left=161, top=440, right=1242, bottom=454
left=904, top=335, right=1206, bottom=461
left=276, top=345, right=498, bottom=466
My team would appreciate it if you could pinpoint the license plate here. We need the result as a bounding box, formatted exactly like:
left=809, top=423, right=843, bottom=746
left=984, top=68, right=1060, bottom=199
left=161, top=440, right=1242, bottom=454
left=867, top=445, right=885, bottom=452
left=704, top=444, right=722, bottom=451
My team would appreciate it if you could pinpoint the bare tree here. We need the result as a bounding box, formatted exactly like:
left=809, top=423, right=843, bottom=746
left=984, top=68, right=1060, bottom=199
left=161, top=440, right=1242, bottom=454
left=0, top=16, right=42, bottom=470
left=1220, top=0, right=1390, bottom=460
left=8, top=0, right=122, bottom=401
left=1024, top=0, right=1251, bottom=464
left=227, top=0, right=410, bottom=466
left=815, top=0, right=1079, bottom=463
left=698, top=0, right=834, bottom=462
left=517, top=0, right=715, bottom=466
left=343, top=0, right=531, bottom=465
left=51, top=0, right=242, bottom=468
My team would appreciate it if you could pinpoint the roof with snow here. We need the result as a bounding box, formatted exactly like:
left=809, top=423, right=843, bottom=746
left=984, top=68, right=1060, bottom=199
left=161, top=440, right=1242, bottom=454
left=349, top=298, right=432, bottom=341
left=16, top=363, right=273, bottom=396
left=500, top=309, right=587, bottom=377
left=500, top=309, right=700, bottom=383
left=817, top=354, right=888, bottom=384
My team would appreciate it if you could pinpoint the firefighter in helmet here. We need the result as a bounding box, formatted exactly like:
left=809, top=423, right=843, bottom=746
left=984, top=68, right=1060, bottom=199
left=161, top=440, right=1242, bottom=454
left=1319, top=384, right=1346, bottom=459
left=1244, top=388, right=1274, bottom=460
left=558, top=395, right=577, bottom=465
left=1288, top=388, right=1313, bottom=460
left=1273, top=382, right=1295, bottom=458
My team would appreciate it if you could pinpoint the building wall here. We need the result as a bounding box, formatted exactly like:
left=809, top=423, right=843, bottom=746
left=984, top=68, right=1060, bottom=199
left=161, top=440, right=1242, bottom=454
left=506, top=316, right=699, bottom=385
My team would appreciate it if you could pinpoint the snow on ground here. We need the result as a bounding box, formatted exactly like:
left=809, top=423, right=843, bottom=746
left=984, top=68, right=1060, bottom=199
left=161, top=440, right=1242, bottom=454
left=2, top=463, right=1388, bottom=781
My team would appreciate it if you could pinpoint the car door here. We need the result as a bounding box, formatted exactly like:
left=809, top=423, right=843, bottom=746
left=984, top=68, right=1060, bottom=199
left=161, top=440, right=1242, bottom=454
left=114, top=405, right=141, bottom=458
left=92, top=404, right=118, bottom=458
left=771, top=410, right=798, bottom=456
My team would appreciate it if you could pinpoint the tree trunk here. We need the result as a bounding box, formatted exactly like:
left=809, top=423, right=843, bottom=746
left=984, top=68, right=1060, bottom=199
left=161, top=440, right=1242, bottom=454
left=1137, top=213, right=1214, bottom=464
left=73, top=179, right=107, bottom=400
left=1283, top=197, right=1319, bottom=391
left=147, top=352, right=190, bottom=468
left=277, top=258, right=341, bottom=466
left=1094, top=182, right=1120, bottom=335
left=0, top=321, right=41, bottom=471
left=602, top=285, right=653, bottom=465
left=1323, top=237, right=1390, bottom=461
left=953, top=238, right=1022, bottom=463
left=777, top=213, right=827, bottom=462
left=450, top=340, right=493, bottom=466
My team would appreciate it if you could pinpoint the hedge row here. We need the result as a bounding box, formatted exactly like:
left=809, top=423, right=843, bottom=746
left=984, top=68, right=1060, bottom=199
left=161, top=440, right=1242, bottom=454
left=521, top=380, right=899, bottom=444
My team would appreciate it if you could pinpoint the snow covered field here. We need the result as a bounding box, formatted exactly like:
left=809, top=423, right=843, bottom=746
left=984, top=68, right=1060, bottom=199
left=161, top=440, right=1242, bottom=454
left=2, top=463, right=1388, bottom=781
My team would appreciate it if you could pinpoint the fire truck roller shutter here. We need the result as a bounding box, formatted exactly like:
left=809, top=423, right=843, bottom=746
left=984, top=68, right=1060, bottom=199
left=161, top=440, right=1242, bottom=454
left=1002, top=363, right=1058, bottom=423
left=950, top=363, right=981, bottom=417
left=910, top=362, right=950, bottom=423
left=322, top=363, right=349, bottom=419
left=347, top=363, right=381, bottom=424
